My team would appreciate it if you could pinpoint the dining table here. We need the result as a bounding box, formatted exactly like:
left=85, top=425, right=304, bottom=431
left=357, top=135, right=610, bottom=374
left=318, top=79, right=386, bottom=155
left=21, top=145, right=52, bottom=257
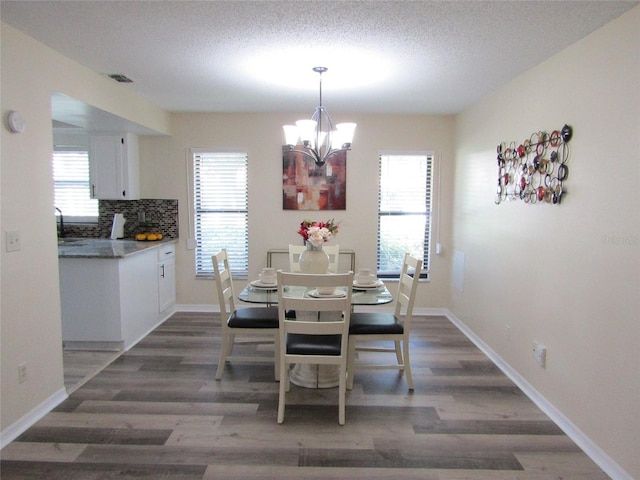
left=238, top=278, right=393, bottom=388
left=238, top=282, right=393, bottom=306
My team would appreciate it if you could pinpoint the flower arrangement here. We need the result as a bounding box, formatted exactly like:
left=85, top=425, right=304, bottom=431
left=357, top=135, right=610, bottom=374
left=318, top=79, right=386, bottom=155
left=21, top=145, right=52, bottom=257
left=298, top=218, right=340, bottom=246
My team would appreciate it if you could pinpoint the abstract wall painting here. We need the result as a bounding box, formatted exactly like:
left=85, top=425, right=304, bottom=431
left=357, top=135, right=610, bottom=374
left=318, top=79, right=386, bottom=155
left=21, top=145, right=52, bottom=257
left=282, top=147, right=346, bottom=211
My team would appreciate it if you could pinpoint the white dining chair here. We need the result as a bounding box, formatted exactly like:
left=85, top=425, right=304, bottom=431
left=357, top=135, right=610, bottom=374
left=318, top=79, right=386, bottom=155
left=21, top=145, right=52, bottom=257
left=287, top=244, right=305, bottom=272
left=276, top=271, right=354, bottom=425
left=288, top=244, right=340, bottom=273
left=347, top=253, right=423, bottom=391
left=212, top=249, right=280, bottom=381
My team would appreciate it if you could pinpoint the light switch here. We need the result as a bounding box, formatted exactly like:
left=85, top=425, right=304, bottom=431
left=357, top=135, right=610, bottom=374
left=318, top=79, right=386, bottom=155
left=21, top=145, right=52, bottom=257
left=6, top=230, right=21, bottom=252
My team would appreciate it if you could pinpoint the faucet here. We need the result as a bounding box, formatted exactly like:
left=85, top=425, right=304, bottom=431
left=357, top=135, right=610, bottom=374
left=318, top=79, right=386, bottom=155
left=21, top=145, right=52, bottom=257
left=55, top=207, right=66, bottom=238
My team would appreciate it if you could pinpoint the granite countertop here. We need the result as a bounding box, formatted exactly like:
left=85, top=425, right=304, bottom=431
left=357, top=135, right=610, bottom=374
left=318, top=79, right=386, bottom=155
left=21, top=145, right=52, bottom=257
left=58, top=238, right=177, bottom=259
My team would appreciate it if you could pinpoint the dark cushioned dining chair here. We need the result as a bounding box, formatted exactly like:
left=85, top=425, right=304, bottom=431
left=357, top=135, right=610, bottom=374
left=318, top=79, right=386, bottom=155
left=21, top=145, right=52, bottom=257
left=276, top=270, right=354, bottom=425
left=213, top=249, right=280, bottom=381
left=347, top=253, right=423, bottom=391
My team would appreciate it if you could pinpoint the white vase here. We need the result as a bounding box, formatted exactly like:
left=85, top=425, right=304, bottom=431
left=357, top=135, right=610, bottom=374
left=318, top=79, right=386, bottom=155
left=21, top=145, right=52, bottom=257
left=299, top=241, right=329, bottom=273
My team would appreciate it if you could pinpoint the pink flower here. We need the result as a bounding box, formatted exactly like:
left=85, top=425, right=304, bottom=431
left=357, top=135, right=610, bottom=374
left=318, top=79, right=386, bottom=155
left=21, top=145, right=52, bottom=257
left=298, top=218, right=340, bottom=245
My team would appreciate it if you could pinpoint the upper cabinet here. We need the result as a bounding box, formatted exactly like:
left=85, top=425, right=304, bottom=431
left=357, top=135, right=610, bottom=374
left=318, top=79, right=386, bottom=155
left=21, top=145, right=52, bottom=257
left=89, top=133, right=140, bottom=200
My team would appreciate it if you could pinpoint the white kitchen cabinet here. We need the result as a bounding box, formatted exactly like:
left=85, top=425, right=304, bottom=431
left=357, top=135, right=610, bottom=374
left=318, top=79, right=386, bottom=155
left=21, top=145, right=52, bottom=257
left=59, top=241, right=176, bottom=351
left=157, top=244, right=176, bottom=313
left=89, top=133, right=139, bottom=199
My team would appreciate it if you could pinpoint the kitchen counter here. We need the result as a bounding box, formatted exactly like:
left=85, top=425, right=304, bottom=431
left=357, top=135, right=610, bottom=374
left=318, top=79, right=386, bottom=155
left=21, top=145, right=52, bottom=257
left=59, top=239, right=177, bottom=351
left=58, top=238, right=177, bottom=259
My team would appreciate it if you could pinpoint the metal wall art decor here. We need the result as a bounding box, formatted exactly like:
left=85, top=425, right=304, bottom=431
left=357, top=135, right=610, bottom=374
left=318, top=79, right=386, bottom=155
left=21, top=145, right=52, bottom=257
left=495, top=124, right=573, bottom=205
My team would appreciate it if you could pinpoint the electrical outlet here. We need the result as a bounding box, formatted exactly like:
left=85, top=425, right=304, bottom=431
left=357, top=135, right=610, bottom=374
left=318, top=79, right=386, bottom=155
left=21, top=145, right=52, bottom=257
left=532, top=342, right=547, bottom=368
left=6, top=230, right=21, bottom=252
left=18, top=362, right=27, bottom=383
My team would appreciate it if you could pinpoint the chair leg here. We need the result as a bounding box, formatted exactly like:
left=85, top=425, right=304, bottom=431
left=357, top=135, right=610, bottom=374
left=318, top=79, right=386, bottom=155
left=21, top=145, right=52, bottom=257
left=215, top=332, right=233, bottom=380
left=285, top=366, right=291, bottom=392
left=347, top=338, right=356, bottom=390
left=277, top=360, right=287, bottom=424
left=226, top=333, right=236, bottom=356
left=214, top=360, right=225, bottom=380
left=394, top=340, right=403, bottom=365
left=402, top=338, right=414, bottom=391
left=339, top=364, right=346, bottom=425
left=273, top=334, right=281, bottom=382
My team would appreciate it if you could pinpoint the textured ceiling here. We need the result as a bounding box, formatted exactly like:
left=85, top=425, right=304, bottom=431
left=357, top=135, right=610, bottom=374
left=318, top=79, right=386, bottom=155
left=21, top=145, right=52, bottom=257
left=2, top=0, right=638, bottom=115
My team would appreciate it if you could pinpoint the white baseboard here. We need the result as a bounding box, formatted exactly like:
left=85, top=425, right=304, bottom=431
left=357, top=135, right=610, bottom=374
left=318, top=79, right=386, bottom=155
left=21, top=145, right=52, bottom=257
left=124, top=307, right=177, bottom=351
left=63, top=340, right=123, bottom=351
left=443, top=309, right=633, bottom=480
left=1, top=387, right=68, bottom=449
left=176, top=304, right=219, bottom=313
left=412, top=307, right=450, bottom=317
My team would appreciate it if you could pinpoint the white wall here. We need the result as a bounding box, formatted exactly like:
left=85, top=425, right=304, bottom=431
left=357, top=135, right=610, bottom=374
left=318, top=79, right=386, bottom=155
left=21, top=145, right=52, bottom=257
left=453, top=6, right=639, bottom=478
left=139, top=112, right=455, bottom=310
left=0, top=23, right=169, bottom=433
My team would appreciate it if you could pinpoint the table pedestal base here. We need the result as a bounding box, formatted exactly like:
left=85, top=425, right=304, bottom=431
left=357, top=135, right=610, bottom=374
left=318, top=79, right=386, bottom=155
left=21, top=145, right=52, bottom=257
left=289, top=364, right=339, bottom=389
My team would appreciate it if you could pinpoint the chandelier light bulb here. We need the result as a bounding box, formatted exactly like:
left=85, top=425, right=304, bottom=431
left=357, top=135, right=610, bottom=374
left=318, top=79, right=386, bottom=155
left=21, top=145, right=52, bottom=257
left=283, top=125, right=299, bottom=146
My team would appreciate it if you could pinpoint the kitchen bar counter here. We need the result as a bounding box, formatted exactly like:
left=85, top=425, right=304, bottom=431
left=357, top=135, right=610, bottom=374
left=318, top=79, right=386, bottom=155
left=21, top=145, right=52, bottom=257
left=58, top=238, right=177, bottom=259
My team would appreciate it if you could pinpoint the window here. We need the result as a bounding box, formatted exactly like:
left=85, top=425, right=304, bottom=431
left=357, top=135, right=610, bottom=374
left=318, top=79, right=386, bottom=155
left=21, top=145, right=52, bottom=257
left=193, top=150, right=248, bottom=277
left=52, top=149, right=98, bottom=222
left=377, top=152, right=433, bottom=278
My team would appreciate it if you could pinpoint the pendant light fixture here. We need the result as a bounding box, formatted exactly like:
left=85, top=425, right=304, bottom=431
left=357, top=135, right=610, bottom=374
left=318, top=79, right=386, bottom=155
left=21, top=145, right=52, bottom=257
left=283, top=67, right=356, bottom=167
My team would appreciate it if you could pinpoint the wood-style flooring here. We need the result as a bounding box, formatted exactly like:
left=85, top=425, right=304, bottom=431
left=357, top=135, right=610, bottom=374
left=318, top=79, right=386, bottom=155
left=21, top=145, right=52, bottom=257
left=2, top=312, right=610, bottom=479
left=63, top=349, right=122, bottom=394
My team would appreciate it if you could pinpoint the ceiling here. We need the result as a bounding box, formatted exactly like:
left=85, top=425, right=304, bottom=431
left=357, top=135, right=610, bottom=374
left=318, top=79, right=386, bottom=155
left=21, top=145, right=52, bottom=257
left=2, top=0, right=637, bottom=116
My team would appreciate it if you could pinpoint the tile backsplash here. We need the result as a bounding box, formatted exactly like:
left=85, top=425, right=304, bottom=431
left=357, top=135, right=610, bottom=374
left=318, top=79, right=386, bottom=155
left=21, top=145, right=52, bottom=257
left=63, top=199, right=179, bottom=240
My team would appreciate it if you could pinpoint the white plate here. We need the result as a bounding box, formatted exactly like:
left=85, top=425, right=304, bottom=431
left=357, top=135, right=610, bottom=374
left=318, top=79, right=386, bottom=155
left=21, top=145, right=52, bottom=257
left=250, top=280, right=277, bottom=289
left=307, top=289, right=347, bottom=298
left=353, top=279, right=383, bottom=289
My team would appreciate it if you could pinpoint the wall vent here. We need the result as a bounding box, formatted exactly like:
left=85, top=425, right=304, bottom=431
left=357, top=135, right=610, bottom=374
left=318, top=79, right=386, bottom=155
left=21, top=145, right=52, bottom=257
left=107, top=74, right=133, bottom=83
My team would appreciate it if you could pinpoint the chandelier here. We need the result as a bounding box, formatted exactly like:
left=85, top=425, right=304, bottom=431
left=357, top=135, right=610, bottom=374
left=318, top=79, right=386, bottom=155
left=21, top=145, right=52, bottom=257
left=283, top=67, right=356, bottom=167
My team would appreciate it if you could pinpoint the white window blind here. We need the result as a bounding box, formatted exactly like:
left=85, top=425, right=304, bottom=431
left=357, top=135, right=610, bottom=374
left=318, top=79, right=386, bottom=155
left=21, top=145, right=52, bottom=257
left=377, top=153, right=433, bottom=278
left=193, top=150, right=248, bottom=277
left=52, top=150, right=98, bottom=222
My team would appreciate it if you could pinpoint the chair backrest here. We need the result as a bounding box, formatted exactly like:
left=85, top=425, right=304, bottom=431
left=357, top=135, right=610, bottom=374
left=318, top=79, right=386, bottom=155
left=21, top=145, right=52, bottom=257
left=277, top=271, right=354, bottom=345
left=212, top=249, right=237, bottom=320
left=288, top=245, right=306, bottom=272
left=393, top=253, right=423, bottom=322
left=324, top=244, right=340, bottom=273
left=288, top=244, right=340, bottom=273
